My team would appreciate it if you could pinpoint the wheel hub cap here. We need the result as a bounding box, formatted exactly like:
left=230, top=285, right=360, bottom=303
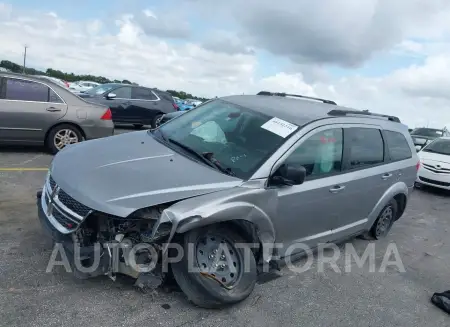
left=375, top=206, right=393, bottom=237
left=196, top=234, right=241, bottom=286
left=54, top=129, right=79, bottom=150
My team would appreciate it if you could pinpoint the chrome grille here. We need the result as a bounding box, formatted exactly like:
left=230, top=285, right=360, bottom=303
left=423, top=163, right=450, bottom=174
left=58, top=189, right=91, bottom=217
left=53, top=208, right=79, bottom=230
left=44, top=174, right=93, bottom=233
left=49, top=175, right=56, bottom=189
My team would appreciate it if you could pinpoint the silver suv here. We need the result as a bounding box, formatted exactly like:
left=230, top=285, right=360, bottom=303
left=36, top=92, right=418, bottom=308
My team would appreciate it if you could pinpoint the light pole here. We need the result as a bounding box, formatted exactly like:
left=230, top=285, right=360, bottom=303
left=23, top=45, right=28, bottom=74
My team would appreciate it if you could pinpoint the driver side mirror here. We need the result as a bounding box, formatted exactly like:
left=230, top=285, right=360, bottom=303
left=415, top=145, right=422, bottom=152
left=271, top=163, right=306, bottom=186
left=106, top=93, right=117, bottom=99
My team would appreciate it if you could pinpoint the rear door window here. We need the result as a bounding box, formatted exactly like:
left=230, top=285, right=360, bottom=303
left=345, top=127, right=384, bottom=169
left=131, top=87, right=158, bottom=100
left=5, top=78, right=49, bottom=102
left=384, top=130, right=412, bottom=161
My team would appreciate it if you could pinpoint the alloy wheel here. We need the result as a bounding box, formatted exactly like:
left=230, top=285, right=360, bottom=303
left=54, top=129, right=79, bottom=150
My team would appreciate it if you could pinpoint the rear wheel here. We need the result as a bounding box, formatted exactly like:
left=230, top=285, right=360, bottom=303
left=361, top=199, right=398, bottom=240
left=171, top=223, right=257, bottom=308
left=152, top=114, right=164, bottom=129
left=46, top=124, right=83, bottom=154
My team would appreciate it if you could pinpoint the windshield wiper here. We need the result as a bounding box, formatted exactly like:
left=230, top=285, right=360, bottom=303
left=167, top=139, right=235, bottom=176
left=167, top=138, right=218, bottom=168
left=202, top=152, right=236, bottom=177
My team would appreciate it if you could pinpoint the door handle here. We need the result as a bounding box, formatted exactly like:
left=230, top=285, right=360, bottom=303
left=381, top=173, right=393, bottom=180
left=329, top=185, right=346, bottom=193
left=46, top=107, right=61, bottom=112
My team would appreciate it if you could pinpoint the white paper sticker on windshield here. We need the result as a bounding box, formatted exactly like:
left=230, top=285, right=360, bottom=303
left=261, top=117, right=298, bottom=138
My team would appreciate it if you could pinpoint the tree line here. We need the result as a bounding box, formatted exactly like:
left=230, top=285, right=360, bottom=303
left=0, top=60, right=208, bottom=101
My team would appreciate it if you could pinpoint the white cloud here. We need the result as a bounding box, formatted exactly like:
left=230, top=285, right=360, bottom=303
left=0, top=2, right=449, bottom=128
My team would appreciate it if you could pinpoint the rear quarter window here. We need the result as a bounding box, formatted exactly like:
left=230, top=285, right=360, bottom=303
left=384, top=130, right=412, bottom=161
left=346, top=127, right=384, bottom=169
left=157, top=91, right=175, bottom=103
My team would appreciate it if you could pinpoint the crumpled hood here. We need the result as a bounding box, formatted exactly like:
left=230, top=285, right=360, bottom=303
left=50, top=131, right=242, bottom=217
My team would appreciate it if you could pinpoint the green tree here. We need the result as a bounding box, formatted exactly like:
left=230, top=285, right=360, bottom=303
left=0, top=59, right=207, bottom=100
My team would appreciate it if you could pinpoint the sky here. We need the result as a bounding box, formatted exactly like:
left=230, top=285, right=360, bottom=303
left=1, top=0, right=450, bottom=128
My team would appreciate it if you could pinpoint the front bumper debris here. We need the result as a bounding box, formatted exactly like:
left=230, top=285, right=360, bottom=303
left=37, top=190, right=165, bottom=288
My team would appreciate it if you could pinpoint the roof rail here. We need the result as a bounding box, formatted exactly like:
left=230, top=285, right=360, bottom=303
left=328, top=109, right=401, bottom=123
left=257, top=91, right=337, bottom=105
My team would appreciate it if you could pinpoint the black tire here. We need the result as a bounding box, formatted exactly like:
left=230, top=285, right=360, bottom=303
left=370, top=199, right=398, bottom=240
left=151, top=114, right=164, bottom=129
left=133, top=124, right=144, bottom=129
left=46, top=124, right=83, bottom=154
left=171, top=223, right=257, bottom=309
left=414, top=182, right=422, bottom=189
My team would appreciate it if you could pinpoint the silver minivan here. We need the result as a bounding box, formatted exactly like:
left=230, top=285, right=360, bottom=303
left=37, top=92, right=418, bottom=308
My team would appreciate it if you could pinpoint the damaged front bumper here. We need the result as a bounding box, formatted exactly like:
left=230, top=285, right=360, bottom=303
left=36, top=189, right=165, bottom=288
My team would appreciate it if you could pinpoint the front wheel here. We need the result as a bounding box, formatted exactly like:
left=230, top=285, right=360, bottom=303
left=171, top=223, right=257, bottom=308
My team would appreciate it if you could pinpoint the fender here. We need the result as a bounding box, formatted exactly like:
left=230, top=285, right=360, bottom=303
left=154, top=186, right=277, bottom=263
left=364, top=181, right=409, bottom=230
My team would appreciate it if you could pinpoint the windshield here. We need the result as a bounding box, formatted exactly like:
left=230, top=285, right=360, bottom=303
left=85, top=83, right=117, bottom=95
left=422, top=139, right=450, bottom=155
left=158, top=99, right=298, bottom=179
left=411, top=128, right=443, bottom=138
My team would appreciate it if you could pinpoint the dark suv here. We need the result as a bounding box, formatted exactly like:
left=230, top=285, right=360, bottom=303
left=78, top=83, right=178, bottom=128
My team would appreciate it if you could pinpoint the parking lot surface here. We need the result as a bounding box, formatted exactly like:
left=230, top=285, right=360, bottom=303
left=1, top=127, right=450, bottom=327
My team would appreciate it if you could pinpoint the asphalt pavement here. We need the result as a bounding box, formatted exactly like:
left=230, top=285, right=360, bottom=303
left=1, top=127, right=450, bottom=327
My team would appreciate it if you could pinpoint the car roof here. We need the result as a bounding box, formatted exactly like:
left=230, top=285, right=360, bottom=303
left=0, top=72, right=63, bottom=85
left=220, top=94, right=401, bottom=127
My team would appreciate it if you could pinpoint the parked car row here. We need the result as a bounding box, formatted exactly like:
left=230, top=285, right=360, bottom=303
left=410, top=127, right=450, bottom=151
left=36, top=90, right=418, bottom=309
left=174, top=97, right=203, bottom=111
left=0, top=72, right=181, bottom=153
left=69, top=80, right=100, bottom=93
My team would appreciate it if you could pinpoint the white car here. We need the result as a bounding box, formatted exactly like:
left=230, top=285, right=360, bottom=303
left=416, top=137, right=450, bottom=190
left=69, top=81, right=100, bottom=93
left=35, top=75, right=69, bottom=88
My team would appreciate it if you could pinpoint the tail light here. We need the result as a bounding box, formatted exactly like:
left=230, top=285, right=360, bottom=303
left=101, top=108, right=112, bottom=120
left=173, top=103, right=179, bottom=111
left=64, top=81, right=70, bottom=88
left=416, top=161, right=420, bottom=171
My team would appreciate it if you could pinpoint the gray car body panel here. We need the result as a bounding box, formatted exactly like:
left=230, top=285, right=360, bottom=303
left=43, top=96, right=418, bottom=264
left=0, top=73, right=113, bottom=145
left=155, top=117, right=418, bottom=262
